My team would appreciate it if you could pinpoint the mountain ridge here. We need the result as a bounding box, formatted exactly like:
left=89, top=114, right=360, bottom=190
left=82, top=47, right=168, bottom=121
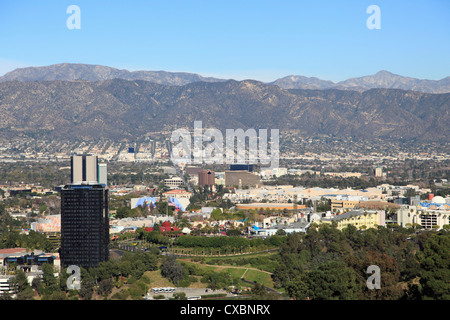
left=0, top=63, right=227, bottom=86
left=272, top=70, right=450, bottom=93
left=1, top=63, right=449, bottom=93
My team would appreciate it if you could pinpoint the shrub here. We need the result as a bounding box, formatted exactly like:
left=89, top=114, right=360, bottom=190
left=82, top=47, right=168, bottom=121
left=140, top=275, right=151, bottom=284
left=177, top=278, right=191, bottom=288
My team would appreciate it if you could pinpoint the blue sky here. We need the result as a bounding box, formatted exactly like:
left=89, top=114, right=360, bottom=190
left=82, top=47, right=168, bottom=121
left=0, top=0, right=449, bottom=82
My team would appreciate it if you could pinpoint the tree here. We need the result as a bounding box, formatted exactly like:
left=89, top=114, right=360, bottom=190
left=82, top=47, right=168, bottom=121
left=359, top=251, right=404, bottom=300
left=160, top=256, right=186, bottom=285
left=288, top=261, right=362, bottom=300
left=41, top=263, right=58, bottom=295
left=79, top=276, right=94, bottom=300
left=31, top=277, right=43, bottom=295
left=0, top=290, right=13, bottom=300
left=251, top=282, right=268, bottom=299
left=286, top=273, right=310, bottom=300
left=79, top=268, right=94, bottom=300
left=118, top=260, right=132, bottom=277
left=173, top=292, right=187, bottom=300
left=156, top=202, right=172, bottom=216
left=9, top=269, right=32, bottom=300
left=115, top=206, right=132, bottom=219
left=226, top=229, right=241, bottom=237
left=210, top=208, right=224, bottom=221
left=97, top=278, right=114, bottom=297
left=17, top=287, right=34, bottom=300
left=418, top=234, right=450, bottom=300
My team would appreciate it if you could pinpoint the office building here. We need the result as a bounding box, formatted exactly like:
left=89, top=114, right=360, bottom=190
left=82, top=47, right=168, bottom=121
left=71, top=155, right=98, bottom=184
left=331, top=199, right=359, bottom=213
left=185, top=166, right=203, bottom=176
left=60, top=184, right=109, bottom=269
left=71, top=154, right=107, bottom=186
left=164, top=177, right=184, bottom=189
left=230, top=164, right=253, bottom=172
left=198, top=170, right=215, bottom=186
left=374, top=167, right=383, bottom=177
left=98, top=163, right=107, bottom=186
left=224, top=170, right=261, bottom=188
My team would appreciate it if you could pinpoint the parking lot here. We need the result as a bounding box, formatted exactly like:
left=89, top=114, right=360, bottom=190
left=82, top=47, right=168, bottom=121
left=145, top=287, right=231, bottom=300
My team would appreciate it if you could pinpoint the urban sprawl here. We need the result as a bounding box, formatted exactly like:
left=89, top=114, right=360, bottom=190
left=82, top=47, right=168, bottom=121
left=0, top=135, right=449, bottom=301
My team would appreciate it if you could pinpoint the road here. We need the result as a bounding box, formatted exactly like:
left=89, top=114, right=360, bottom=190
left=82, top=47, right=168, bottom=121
left=145, top=287, right=234, bottom=300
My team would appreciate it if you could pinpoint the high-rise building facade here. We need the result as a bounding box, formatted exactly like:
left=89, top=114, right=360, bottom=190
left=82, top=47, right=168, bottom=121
left=71, top=154, right=107, bottom=186
left=71, top=155, right=98, bottom=184
left=374, top=167, right=383, bottom=177
left=198, top=170, right=215, bottom=186
left=98, top=163, right=107, bottom=186
left=60, top=184, right=109, bottom=269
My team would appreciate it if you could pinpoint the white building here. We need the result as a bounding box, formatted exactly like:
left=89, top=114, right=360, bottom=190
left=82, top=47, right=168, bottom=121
left=0, top=276, right=14, bottom=297
left=397, top=202, right=450, bottom=230
left=253, top=219, right=309, bottom=237
left=164, top=177, right=184, bottom=189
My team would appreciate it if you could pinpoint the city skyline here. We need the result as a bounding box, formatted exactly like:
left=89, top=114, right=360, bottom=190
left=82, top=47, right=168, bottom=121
left=0, top=0, right=449, bottom=304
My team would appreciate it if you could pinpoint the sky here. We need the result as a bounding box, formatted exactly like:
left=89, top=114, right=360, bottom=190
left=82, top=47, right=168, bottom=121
left=0, top=0, right=449, bottom=82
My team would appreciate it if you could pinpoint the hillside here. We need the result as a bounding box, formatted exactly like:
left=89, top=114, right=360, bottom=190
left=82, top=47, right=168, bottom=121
left=0, top=79, right=448, bottom=142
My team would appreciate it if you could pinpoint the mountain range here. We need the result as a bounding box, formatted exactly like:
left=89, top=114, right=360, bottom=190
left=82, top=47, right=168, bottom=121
left=1, top=63, right=450, bottom=93
left=271, top=71, right=450, bottom=93
left=0, top=78, right=448, bottom=142
left=0, top=63, right=225, bottom=86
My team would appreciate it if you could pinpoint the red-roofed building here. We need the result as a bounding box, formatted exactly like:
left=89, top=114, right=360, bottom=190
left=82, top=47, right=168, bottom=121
left=0, top=248, right=27, bottom=255
left=144, top=221, right=182, bottom=237
left=144, top=222, right=180, bottom=233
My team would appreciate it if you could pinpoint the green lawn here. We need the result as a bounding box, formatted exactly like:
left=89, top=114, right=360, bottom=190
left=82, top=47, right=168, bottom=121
left=180, top=260, right=276, bottom=289
left=241, top=269, right=273, bottom=288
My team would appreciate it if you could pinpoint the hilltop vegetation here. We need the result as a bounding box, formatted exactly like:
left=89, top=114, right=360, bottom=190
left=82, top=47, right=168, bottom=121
left=274, top=224, right=449, bottom=300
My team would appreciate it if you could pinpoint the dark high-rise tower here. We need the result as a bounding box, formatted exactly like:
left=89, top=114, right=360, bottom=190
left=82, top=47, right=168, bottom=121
left=60, top=183, right=109, bottom=269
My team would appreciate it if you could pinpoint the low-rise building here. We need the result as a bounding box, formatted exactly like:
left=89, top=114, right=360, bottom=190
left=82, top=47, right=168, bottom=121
left=397, top=205, right=450, bottom=230
left=0, top=276, right=15, bottom=297
left=164, top=177, right=184, bottom=189
left=236, top=203, right=305, bottom=211
left=252, top=219, right=309, bottom=236
left=224, top=171, right=262, bottom=188
left=163, top=189, right=192, bottom=200
left=320, top=210, right=385, bottom=230
left=331, top=200, right=359, bottom=213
